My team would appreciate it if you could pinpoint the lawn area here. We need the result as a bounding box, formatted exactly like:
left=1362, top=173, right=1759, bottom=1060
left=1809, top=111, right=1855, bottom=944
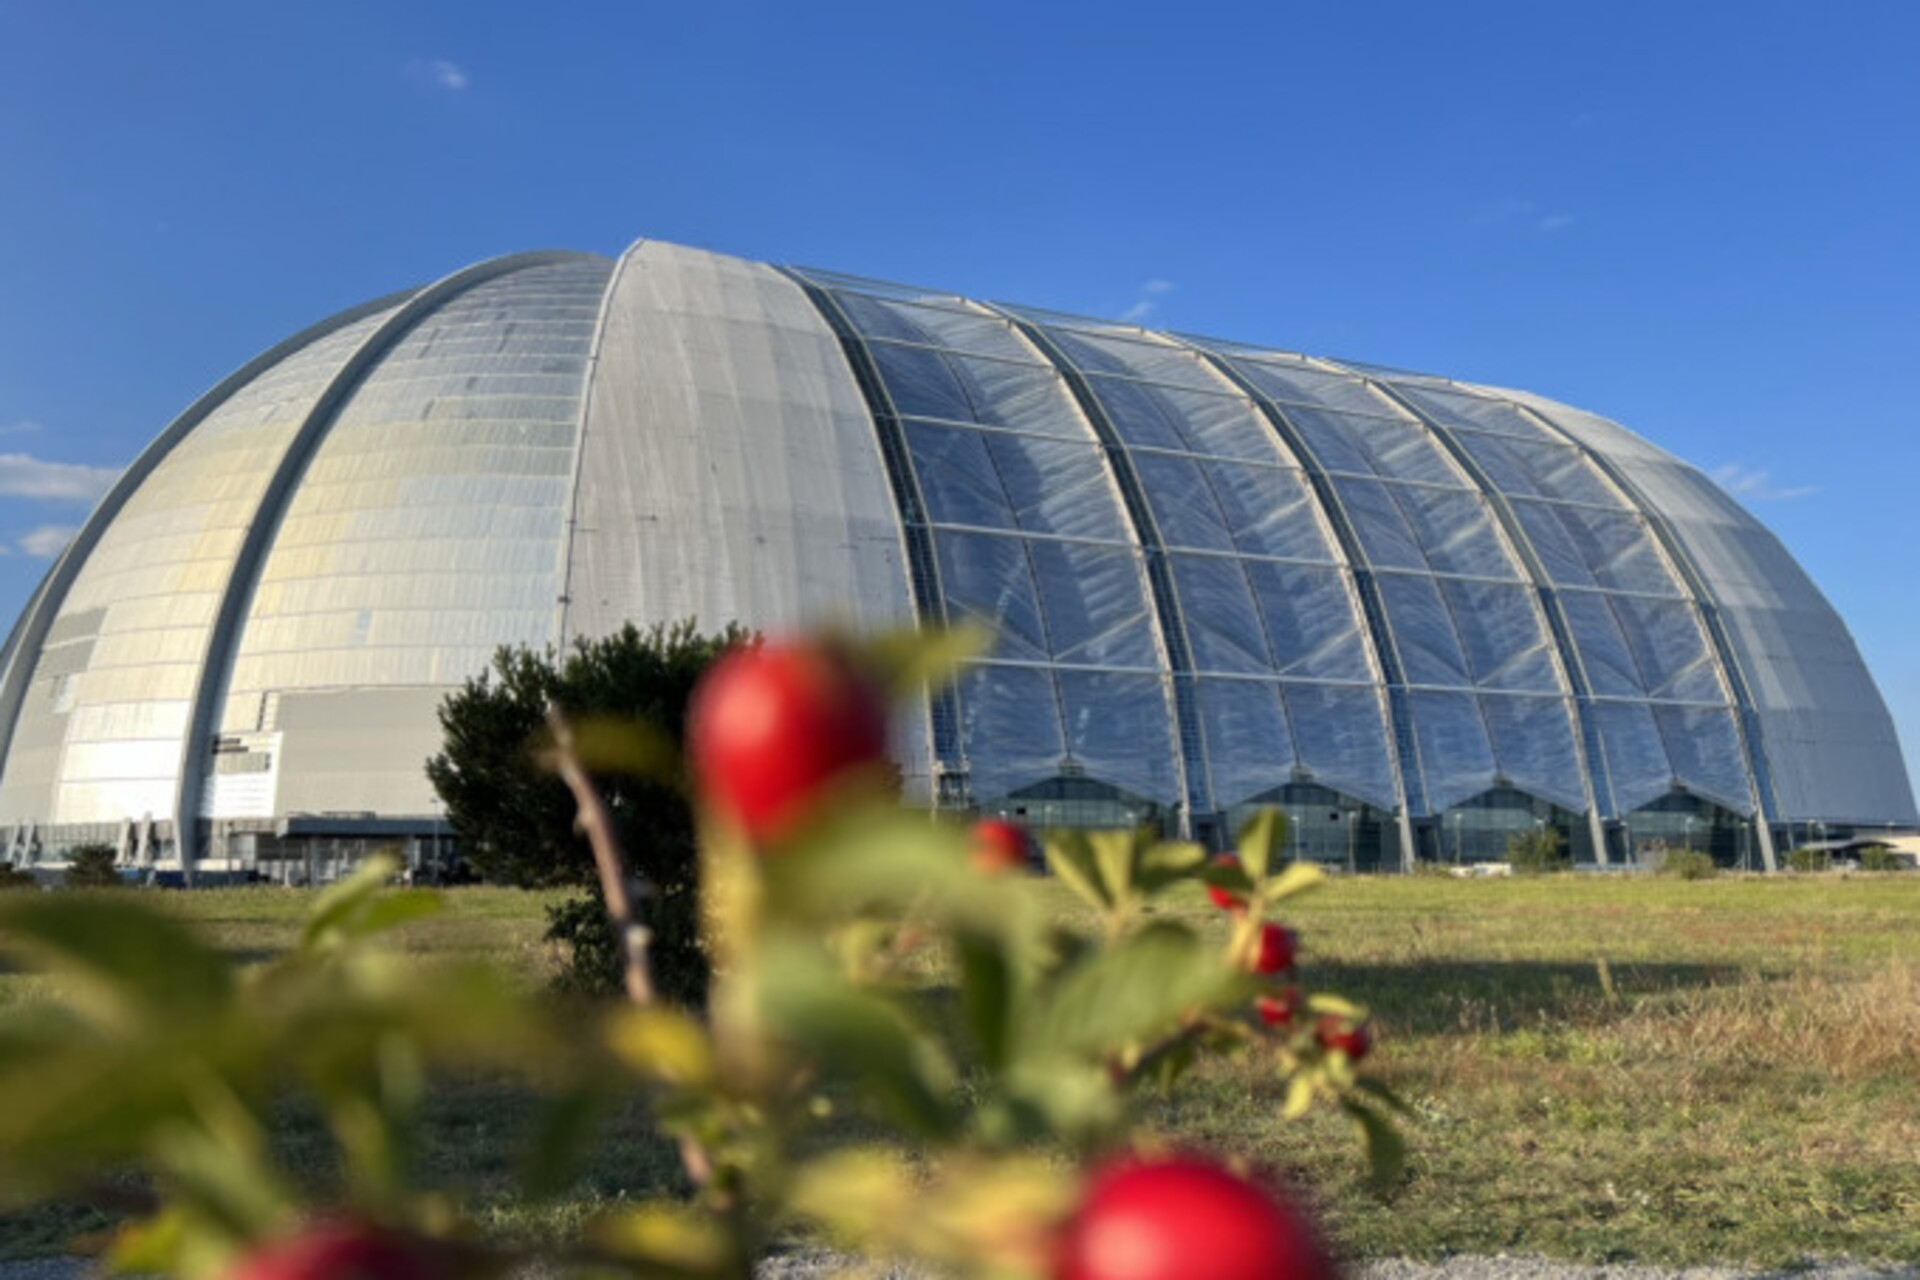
left=4, top=873, right=1918, bottom=1267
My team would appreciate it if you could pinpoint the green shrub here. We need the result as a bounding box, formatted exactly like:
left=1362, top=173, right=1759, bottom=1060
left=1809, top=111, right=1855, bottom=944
left=1786, top=846, right=1831, bottom=873
left=542, top=880, right=708, bottom=1007
left=63, top=843, right=123, bottom=889
left=0, top=863, right=37, bottom=892
left=1860, top=845, right=1904, bottom=872
left=1506, top=826, right=1568, bottom=874
left=1663, top=849, right=1717, bottom=880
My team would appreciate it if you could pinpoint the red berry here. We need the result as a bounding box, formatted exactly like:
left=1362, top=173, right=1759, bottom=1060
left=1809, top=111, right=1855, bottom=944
left=1251, top=923, right=1298, bottom=975
left=1256, top=986, right=1301, bottom=1029
left=227, top=1223, right=439, bottom=1280
left=1206, top=854, right=1247, bottom=911
left=1315, top=1015, right=1373, bottom=1061
left=1056, top=1155, right=1336, bottom=1280
left=687, top=639, right=890, bottom=847
left=970, top=818, right=1031, bottom=874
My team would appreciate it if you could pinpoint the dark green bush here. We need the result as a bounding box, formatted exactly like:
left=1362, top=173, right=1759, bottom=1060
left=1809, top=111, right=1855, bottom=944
left=1663, top=849, right=1717, bottom=880
left=1506, top=826, right=1569, bottom=874
left=1787, top=847, right=1831, bottom=872
left=0, top=863, right=37, bottom=891
left=1860, top=845, right=1904, bottom=872
left=63, top=843, right=123, bottom=889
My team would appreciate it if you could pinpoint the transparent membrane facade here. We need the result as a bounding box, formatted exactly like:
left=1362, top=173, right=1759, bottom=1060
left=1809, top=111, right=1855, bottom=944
left=0, top=239, right=1909, bottom=864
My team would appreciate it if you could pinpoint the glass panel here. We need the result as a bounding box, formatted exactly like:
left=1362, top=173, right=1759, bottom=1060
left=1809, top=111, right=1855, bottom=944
left=1026, top=540, right=1159, bottom=669
left=1283, top=682, right=1398, bottom=809
left=869, top=341, right=973, bottom=422
left=956, top=663, right=1065, bottom=803
left=1389, top=384, right=1554, bottom=441
left=1164, top=388, right=1291, bottom=463
left=1057, top=669, right=1181, bottom=804
left=1594, top=700, right=1674, bottom=814
left=933, top=532, right=1048, bottom=662
left=1556, top=590, right=1646, bottom=697
left=1376, top=573, right=1470, bottom=687
left=901, top=423, right=1016, bottom=530
left=1244, top=562, right=1374, bottom=682
left=1171, top=555, right=1270, bottom=674
left=1440, top=578, right=1562, bottom=692
left=1408, top=690, right=1496, bottom=813
left=1332, top=477, right=1423, bottom=570
left=1086, top=375, right=1189, bottom=452
left=1206, top=463, right=1338, bottom=563
left=1197, top=679, right=1295, bottom=808
left=1047, top=327, right=1224, bottom=392
left=1134, top=454, right=1234, bottom=552
left=1611, top=596, right=1724, bottom=703
left=1482, top=694, right=1587, bottom=811
left=1550, top=505, right=1684, bottom=596
left=982, top=433, right=1130, bottom=542
left=1286, top=406, right=1462, bottom=486
left=949, top=355, right=1081, bottom=434
left=1510, top=499, right=1598, bottom=587
left=1228, top=359, right=1390, bottom=417
left=1390, top=485, right=1522, bottom=579
left=1654, top=704, right=1752, bottom=812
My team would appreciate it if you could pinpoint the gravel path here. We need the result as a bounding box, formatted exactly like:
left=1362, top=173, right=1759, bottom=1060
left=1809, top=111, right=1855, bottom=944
left=10, top=1255, right=1915, bottom=1280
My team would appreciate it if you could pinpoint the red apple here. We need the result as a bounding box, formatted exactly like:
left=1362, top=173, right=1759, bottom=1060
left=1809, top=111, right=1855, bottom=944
left=227, top=1222, right=439, bottom=1280
left=1205, top=854, right=1248, bottom=911
left=1315, top=1015, right=1373, bottom=1062
left=970, top=818, right=1032, bottom=874
left=1055, top=1155, right=1336, bottom=1280
left=687, top=638, right=889, bottom=847
left=1251, top=923, right=1298, bottom=975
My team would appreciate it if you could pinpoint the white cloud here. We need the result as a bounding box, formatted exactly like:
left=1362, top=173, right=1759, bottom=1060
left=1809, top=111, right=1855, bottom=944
left=415, top=58, right=469, bottom=90
left=17, top=526, right=76, bottom=558
left=0, top=421, right=43, bottom=437
left=1119, top=279, right=1175, bottom=325
left=0, top=453, right=120, bottom=504
left=1538, top=214, right=1576, bottom=232
left=1711, top=463, right=1817, bottom=502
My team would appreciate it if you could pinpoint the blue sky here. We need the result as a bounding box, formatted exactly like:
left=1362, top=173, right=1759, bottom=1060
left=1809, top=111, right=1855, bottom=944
left=2, top=1, right=1917, bottom=805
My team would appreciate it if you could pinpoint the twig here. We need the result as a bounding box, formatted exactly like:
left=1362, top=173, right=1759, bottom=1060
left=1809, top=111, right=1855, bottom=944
left=542, top=705, right=714, bottom=1187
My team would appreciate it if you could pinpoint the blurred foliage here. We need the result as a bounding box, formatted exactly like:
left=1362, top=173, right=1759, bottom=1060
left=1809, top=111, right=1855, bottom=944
left=1505, top=827, right=1569, bottom=874
left=1661, top=849, right=1717, bottom=880
left=1859, top=845, right=1903, bottom=872
left=0, top=627, right=1391, bottom=1280
left=1787, top=847, right=1832, bottom=873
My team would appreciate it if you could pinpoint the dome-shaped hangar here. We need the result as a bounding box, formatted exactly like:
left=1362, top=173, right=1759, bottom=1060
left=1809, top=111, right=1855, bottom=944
left=0, top=239, right=1909, bottom=878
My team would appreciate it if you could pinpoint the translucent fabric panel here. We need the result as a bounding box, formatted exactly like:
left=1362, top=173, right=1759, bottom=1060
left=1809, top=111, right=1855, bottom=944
left=1555, top=590, right=1648, bottom=698
left=1026, top=540, right=1160, bottom=669
left=1, top=303, right=401, bottom=826
left=1243, top=562, right=1374, bottom=682
left=1653, top=704, right=1753, bottom=812
left=1331, top=477, right=1425, bottom=570
left=1204, top=463, right=1340, bottom=563
left=1281, top=406, right=1463, bottom=487
left=1197, top=679, right=1295, bottom=808
left=1166, top=388, right=1296, bottom=463
left=934, top=533, right=1049, bottom=663
left=1387, top=384, right=1555, bottom=442
left=1509, top=500, right=1600, bottom=588
left=1390, top=485, right=1524, bottom=579
left=955, top=663, right=1066, bottom=804
left=1283, top=682, right=1398, bottom=809
left=1225, top=358, right=1392, bottom=418
left=221, top=260, right=611, bottom=737
left=1593, top=700, right=1676, bottom=814
left=837, top=294, right=1027, bottom=359
left=1133, top=453, right=1235, bottom=552
left=1440, top=579, right=1562, bottom=692
left=1609, top=596, right=1724, bottom=704
left=1375, top=573, right=1470, bottom=687
left=1408, top=690, right=1497, bottom=814
left=1171, top=556, right=1271, bottom=674
left=1057, top=669, right=1182, bottom=804
left=1481, top=694, right=1587, bottom=812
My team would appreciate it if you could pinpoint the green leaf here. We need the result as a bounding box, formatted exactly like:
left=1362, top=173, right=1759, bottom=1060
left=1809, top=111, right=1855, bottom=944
left=1135, top=839, right=1207, bottom=896
left=1088, top=830, right=1139, bottom=906
left=1259, top=860, right=1327, bottom=908
left=955, top=928, right=1017, bottom=1072
left=0, top=895, right=233, bottom=1028
left=860, top=624, right=992, bottom=698
left=301, top=854, right=441, bottom=950
left=1045, top=829, right=1110, bottom=912
left=591, top=1202, right=739, bottom=1278
left=755, top=941, right=960, bottom=1141
left=554, top=715, right=679, bottom=780
left=1033, top=922, right=1250, bottom=1059
left=603, top=1006, right=716, bottom=1088
left=1343, top=1097, right=1407, bottom=1192
left=1237, top=808, right=1286, bottom=880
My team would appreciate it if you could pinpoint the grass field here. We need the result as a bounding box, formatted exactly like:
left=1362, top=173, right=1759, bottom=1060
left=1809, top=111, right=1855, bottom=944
left=4, top=873, right=1918, bottom=1267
